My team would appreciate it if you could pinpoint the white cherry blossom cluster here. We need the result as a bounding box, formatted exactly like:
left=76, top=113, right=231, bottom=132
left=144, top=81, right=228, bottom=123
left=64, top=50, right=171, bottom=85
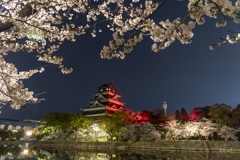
left=187, top=0, right=240, bottom=50
left=0, top=55, right=44, bottom=109
left=150, top=19, right=196, bottom=52
left=209, top=33, right=240, bottom=50
left=190, top=0, right=240, bottom=24
left=1, top=0, right=240, bottom=60
left=118, top=123, right=161, bottom=141
left=99, top=0, right=240, bottom=58
left=164, top=119, right=240, bottom=141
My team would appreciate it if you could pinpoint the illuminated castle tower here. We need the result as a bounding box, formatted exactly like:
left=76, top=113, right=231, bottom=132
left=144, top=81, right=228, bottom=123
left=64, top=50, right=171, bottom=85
left=81, top=83, right=125, bottom=118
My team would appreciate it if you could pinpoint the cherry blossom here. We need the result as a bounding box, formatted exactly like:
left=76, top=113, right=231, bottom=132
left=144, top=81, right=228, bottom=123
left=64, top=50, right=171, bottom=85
left=0, top=0, right=239, bottom=108
left=0, top=55, right=44, bottom=109
left=118, top=123, right=161, bottom=141
left=164, top=119, right=240, bottom=141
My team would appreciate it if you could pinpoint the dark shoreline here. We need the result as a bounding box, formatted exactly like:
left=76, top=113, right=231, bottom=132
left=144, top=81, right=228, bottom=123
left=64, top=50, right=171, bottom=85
left=1, top=140, right=240, bottom=152
left=0, top=140, right=37, bottom=145
left=36, top=140, right=240, bottom=152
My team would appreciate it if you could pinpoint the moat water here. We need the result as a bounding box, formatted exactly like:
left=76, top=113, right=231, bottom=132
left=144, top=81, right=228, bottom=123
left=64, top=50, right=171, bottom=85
left=1, top=143, right=240, bottom=160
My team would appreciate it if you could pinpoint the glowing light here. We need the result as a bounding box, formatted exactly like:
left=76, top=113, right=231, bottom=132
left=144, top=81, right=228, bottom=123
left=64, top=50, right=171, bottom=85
left=22, top=149, right=29, bottom=155
left=93, top=126, right=100, bottom=132
left=93, top=125, right=100, bottom=142
left=26, top=131, right=32, bottom=136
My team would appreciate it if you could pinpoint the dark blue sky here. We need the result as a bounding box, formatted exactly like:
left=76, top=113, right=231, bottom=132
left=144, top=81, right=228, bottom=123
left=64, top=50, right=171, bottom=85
left=1, top=1, right=240, bottom=120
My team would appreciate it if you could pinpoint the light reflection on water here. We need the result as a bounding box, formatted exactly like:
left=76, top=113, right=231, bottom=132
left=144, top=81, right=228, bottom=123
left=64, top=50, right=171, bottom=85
left=0, top=143, right=35, bottom=160
left=1, top=144, right=240, bottom=160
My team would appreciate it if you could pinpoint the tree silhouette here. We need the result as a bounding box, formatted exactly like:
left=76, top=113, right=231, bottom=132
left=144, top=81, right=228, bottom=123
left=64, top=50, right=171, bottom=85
left=174, top=110, right=181, bottom=122
left=180, top=107, right=189, bottom=123
left=230, top=105, right=240, bottom=127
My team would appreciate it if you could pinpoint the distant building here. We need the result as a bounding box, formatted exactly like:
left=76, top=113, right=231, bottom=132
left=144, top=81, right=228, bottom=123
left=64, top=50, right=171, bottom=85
left=81, top=83, right=125, bottom=118
left=0, top=118, right=39, bottom=132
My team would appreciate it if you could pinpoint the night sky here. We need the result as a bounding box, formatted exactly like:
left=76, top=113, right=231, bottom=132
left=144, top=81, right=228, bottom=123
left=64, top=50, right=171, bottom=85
left=1, top=1, right=240, bottom=120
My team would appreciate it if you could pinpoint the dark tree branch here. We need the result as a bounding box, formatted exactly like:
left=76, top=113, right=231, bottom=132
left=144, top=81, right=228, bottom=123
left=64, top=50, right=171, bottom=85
left=0, top=3, right=35, bottom=32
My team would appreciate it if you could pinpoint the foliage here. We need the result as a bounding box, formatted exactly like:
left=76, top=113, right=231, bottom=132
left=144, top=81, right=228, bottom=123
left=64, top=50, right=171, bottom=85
left=201, top=103, right=240, bottom=127
left=69, top=123, right=108, bottom=142
left=99, top=116, right=119, bottom=141
left=138, top=109, right=167, bottom=124
left=40, top=112, right=92, bottom=135
left=201, top=106, right=211, bottom=119
left=1, top=0, right=240, bottom=109
left=190, top=107, right=202, bottom=121
left=208, top=103, right=233, bottom=126
left=14, top=129, right=25, bottom=140
left=149, top=108, right=167, bottom=124
left=70, top=113, right=93, bottom=130
left=99, top=109, right=139, bottom=140
left=231, top=105, right=240, bottom=127
left=41, top=131, right=71, bottom=141
left=69, top=128, right=95, bottom=142
left=118, top=123, right=161, bottom=142
left=180, top=107, right=189, bottom=123
left=115, top=109, right=140, bottom=124
left=0, top=129, right=14, bottom=140
left=190, top=106, right=211, bottom=121
left=139, top=110, right=151, bottom=122
left=174, top=110, right=181, bottom=121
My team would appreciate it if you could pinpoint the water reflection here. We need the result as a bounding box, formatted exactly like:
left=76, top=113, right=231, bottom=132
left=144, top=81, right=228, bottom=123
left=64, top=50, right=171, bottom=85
left=0, top=143, right=35, bottom=160
left=1, top=144, right=240, bottom=160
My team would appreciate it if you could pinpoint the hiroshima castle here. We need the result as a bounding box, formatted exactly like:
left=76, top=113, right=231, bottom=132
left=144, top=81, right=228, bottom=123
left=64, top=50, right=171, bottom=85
left=81, top=83, right=125, bottom=118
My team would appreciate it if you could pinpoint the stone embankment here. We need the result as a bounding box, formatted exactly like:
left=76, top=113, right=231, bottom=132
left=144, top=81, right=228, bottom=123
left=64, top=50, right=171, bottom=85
left=0, top=140, right=37, bottom=145
left=36, top=140, right=240, bottom=152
